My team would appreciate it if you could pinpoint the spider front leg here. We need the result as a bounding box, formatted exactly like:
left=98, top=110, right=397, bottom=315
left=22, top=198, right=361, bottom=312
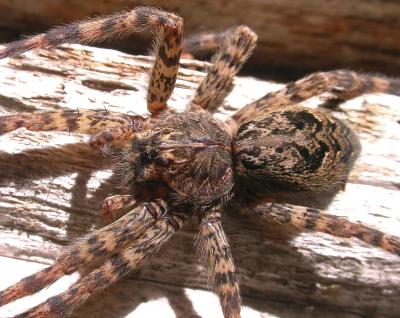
left=196, top=209, right=241, bottom=318
left=12, top=211, right=188, bottom=318
left=0, top=199, right=168, bottom=307
left=0, top=7, right=183, bottom=115
left=248, top=202, right=400, bottom=256
left=233, top=70, right=400, bottom=123
left=191, top=26, right=257, bottom=112
left=0, top=109, right=145, bottom=150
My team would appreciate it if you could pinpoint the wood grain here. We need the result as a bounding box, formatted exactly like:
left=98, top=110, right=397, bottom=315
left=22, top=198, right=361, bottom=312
left=0, top=45, right=399, bottom=318
left=1, top=1, right=400, bottom=77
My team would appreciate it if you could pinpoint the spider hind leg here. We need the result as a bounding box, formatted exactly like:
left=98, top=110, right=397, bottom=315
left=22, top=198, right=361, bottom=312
left=233, top=70, right=400, bottom=123
left=250, top=202, right=400, bottom=256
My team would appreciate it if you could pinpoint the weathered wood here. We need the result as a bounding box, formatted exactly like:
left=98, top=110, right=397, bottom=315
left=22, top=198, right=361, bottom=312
left=0, top=45, right=399, bottom=318
left=1, top=1, right=400, bottom=77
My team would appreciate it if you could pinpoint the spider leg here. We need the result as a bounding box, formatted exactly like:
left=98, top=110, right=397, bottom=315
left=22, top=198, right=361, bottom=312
left=88, top=125, right=136, bottom=150
left=196, top=209, right=241, bottom=318
left=233, top=70, right=400, bottom=123
left=100, top=194, right=136, bottom=223
left=249, top=202, right=400, bottom=256
left=0, top=199, right=168, bottom=306
left=191, top=26, right=257, bottom=112
left=0, top=109, right=145, bottom=149
left=12, top=212, right=188, bottom=318
left=0, top=7, right=183, bottom=115
left=182, top=29, right=227, bottom=57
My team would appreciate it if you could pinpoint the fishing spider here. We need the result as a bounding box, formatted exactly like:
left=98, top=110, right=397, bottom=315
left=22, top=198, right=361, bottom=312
left=0, top=6, right=399, bottom=318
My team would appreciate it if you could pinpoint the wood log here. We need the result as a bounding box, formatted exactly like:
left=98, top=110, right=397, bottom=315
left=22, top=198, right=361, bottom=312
left=1, top=1, right=400, bottom=78
left=0, top=45, right=399, bottom=318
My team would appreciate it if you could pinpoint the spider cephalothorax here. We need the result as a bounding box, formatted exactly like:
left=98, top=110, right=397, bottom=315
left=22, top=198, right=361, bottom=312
left=117, top=109, right=234, bottom=207
left=0, top=6, right=399, bottom=318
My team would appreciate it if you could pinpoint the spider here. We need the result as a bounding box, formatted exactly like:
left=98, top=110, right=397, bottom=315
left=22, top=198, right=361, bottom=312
left=0, top=6, right=399, bottom=318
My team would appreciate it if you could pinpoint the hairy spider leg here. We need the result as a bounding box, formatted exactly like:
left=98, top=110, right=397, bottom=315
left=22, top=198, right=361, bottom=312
left=182, top=29, right=227, bottom=58
left=233, top=70, right=400, bottom=123
left=196, top=209, right=241, bottom=318
left=191, top=26, right=257, bottom=112
left=249, top=202, right=400, bottom=256
left=0, top=200, right=168, bottom=306
left=0, top=109, right=145, bottom=149
left=12, top=212, right=187, bottom=318
left=0, top=7, right=183, bottom=115
left=100, top=194, right=136, bottom=223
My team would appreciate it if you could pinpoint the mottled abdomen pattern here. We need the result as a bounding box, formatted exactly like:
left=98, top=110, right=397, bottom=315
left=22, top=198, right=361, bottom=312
left=233, top=106, right=360, bottom=191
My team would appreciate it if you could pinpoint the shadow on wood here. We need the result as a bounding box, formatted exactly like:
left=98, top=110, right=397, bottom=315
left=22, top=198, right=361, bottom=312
left=0, top=44, right=399, bottom=317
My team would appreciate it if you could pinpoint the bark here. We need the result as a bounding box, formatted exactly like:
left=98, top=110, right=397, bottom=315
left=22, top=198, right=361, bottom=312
left=1, top=1, right=400, bottom=77
left=0, top=45, right=399, bottom=318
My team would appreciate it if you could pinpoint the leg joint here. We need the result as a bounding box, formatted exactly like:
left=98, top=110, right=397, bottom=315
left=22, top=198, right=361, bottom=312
left=144, top=199, right=168, bottom=219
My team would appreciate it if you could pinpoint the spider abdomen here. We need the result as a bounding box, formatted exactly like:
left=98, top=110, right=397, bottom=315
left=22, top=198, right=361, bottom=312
left=233, top=106, right=360, bottom=191
left=118, top=110, right=234, bottom=207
